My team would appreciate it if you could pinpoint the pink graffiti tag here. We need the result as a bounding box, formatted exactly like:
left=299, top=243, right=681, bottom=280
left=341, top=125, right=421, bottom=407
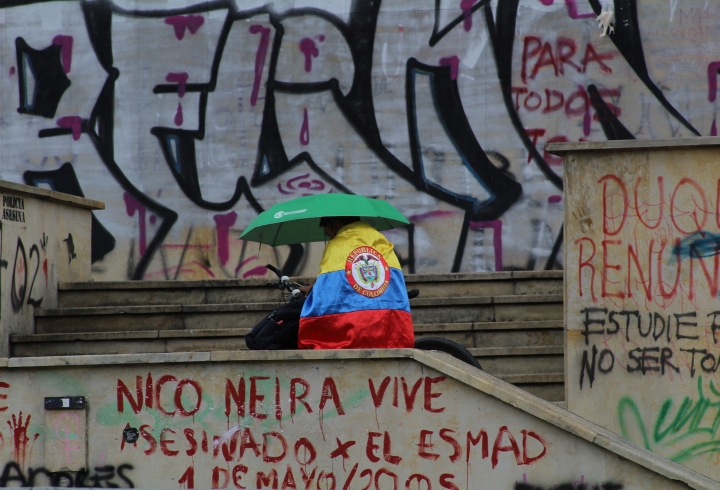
left=249, top=25, right=271, bottom=107
left=174, top=103, right=183, bottom=126
left=165, top=15, right=204, bottom=40
left=53, top=413, right=82, bottom=467
left=213, top=211, right=237, bottom=266
left=56, top=116, right=82, bottom=140
left=52, top=35, right=73, bottom=73
left=564, top=0, right=595, bottom=19
left=439, top=56, right=459, bottom=80
left=300, top=108, right=310, bottom=145
left=299, top=38, right=321, bottom=72
left=460, top=0, right=476, bottom=31
left=234, top=256, right=266, bottom=278
left=123, top=193, right=147, bottom=256
left=707, top=62, right=720, bottom=102
left=468, top=220, right=503, bottom=271
left=166, top=72, right=189, bottom=97
left=277, top=173, right=326, bottom=196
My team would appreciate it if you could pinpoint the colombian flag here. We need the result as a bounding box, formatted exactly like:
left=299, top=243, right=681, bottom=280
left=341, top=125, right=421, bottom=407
left=298, top=221, right=414, bottom=349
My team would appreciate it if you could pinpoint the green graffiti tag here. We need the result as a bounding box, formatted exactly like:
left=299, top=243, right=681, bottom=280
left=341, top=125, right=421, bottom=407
left=618, top=376, right=720, bottom=463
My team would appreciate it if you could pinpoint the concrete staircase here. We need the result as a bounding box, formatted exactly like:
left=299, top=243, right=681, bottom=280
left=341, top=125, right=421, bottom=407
left=11, top=271, right=564, bottom=402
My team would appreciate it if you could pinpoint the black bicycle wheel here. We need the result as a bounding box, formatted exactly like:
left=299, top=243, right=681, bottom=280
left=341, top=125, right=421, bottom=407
left=414, top=337, right=483, bottom=370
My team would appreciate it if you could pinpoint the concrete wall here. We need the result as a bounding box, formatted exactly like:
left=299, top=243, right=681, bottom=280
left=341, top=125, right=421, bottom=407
left=0, top=181, right=99, bottom=357
left=0, top=349, right=710, bottom=489
left=0, top=1, right=717, bottom=280
left=561, top=139, right=720, bottom=482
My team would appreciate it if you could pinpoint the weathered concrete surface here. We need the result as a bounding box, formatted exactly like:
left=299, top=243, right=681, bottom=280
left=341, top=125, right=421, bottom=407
left=0, top=349, right=711, bottom=488
left=552, top=138, right=720, bottom=481
left=0, top=181, right=102, bottom=356
left=56, top=271, right=564, bottom=308
left=35, top=295, right=563, bottom=333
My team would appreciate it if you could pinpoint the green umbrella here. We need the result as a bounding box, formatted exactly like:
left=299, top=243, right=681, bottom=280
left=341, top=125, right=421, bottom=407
left=239, top=194, right=410, bottom=246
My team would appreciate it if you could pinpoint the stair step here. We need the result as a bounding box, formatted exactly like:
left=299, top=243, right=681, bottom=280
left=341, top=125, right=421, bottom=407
left=36, top=295, right=562, bottom=334
left=499, top=373, right=564, bottom=384
left=414, top=320, right=563, bottom=332
left=57, top=271, right=563, bottom=308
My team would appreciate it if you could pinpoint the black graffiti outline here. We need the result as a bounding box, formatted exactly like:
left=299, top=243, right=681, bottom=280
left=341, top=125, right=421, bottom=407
left=30, top=0, right=179, bottom=280
left=27, top=244, right=43, bottom=307
left=429, top=0, right=491, bottom=47
left=0, top=461, right=135, bottom=488
left=587, top=0, right=699, bottom=136
left=10, top=238, right=27, bottom=313
left=7, top=0, right=704, bottom=276
left=15, top=37, right=71, bottom=119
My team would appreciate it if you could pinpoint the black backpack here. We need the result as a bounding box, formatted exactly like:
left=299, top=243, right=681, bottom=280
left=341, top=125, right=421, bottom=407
left=245, top=297, right=305, bottom=350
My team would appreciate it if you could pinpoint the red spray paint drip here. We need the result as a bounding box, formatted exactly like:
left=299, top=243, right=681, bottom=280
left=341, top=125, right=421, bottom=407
left=709, top=62, right=720, bottom=102
left=299, top=38, right=320, bottom=72
left=52, top=35, right=73, bottom=73
left=460, top=0, right=476, bottom=31
left=166, top=72, right=189, bottom=97
left=7, top=412, right=32, bottom=470
left=300, top=108, right=310, bottom=145
left=123, top=193, right=147, bottom=255
left=57, top=116, right=82, bottom=140
left=174, top=103, right=183, bottom=126
left=165, top=15, right=204, bottom=40
left=213, top=211, right=237, bottom=266
left=439, top=56, right=460, bottom=80
left=249, top=25, right=271, bottom=106
left=712, top=119, right=718, bottom=136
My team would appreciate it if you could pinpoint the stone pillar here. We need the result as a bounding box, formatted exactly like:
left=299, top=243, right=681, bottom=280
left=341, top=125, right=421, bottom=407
left=0, top=181, right=103, bottom=356
left=549, top=137, right=720, bottom=480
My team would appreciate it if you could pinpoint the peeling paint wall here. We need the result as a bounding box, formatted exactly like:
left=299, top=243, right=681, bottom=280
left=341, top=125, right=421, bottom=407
left=564, top=142, right=720, bottom=482
left=0, top=1, right=717, bottom=280
left=0, top=356, right=695, bottom=488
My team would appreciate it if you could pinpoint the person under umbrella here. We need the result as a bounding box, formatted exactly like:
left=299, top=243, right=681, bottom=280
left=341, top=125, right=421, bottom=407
left=297, top=215, right=414, bottom=349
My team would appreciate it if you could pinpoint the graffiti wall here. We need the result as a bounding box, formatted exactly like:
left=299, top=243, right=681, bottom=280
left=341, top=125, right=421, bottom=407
left=0, top=352, right=702, bottom=488
left=562, top=140, right=720, bottom=482
left=0, top=0, right=716, bottom=280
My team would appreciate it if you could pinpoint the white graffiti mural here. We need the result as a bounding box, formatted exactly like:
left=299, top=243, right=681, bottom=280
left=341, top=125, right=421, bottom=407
left=0, top=0, right=716, bottom=280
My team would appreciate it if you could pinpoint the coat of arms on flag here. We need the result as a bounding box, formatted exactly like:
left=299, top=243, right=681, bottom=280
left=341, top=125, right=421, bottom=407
left=345, top=246, right=391, bottom=298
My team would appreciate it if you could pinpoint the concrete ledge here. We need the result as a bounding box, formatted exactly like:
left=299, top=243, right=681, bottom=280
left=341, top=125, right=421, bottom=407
left=7, top=351, right=212, bottom=367
left=3, top=349, right=415, bottom=368
left=499, top=373, right=564, bottom=384
left=411, top=294, right=562, bottom=307
left=413, top=350, right=717, bottom=490
left=0, top=180, right=105, bottom=210
left=415, top=320, right=564, bottom=332
left=468, top=345, right=564, bottom=357
left=58, top=270, right=563, bottom=290
left=546, top=136, right=720, bottom=155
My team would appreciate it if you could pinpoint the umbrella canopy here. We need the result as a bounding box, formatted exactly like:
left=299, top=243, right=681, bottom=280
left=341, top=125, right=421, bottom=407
left=239, top=194, right=410, bottom=246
